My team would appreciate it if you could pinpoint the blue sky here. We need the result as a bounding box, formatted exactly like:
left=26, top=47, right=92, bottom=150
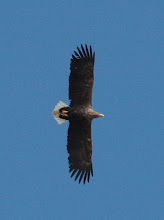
left=1, top=0, right=163, bottom=219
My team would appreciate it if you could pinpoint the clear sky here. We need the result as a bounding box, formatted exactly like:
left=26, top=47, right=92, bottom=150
left=1, top=0, right=163, bottom=219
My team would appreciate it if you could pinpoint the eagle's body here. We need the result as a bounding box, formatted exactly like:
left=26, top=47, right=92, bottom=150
left=59, top=105, right=102, bottom=121
left=53, top=45, right=104, bottom=184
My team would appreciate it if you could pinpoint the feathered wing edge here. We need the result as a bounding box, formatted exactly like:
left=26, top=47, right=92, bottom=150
left=69, top=161, right=93, bottom=184
left=71, top=44, right=95, bottom=62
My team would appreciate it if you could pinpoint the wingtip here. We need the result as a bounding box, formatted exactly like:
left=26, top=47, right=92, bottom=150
left=73, top=44, right=94, bottom=59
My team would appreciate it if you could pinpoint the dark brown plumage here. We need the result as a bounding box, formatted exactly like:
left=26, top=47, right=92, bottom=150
left=69, top=45, right=95, bottom=107
left=52, top=44, right=104, bottom=184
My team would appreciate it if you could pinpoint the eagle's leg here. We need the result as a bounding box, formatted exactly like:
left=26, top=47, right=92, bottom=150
left=52, top=101, right=69, bottom=124
left=59, top=107, right=69, bottom=120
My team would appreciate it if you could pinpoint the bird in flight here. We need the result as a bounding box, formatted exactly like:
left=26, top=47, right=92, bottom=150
left=52, top=44, right=104, bottom=184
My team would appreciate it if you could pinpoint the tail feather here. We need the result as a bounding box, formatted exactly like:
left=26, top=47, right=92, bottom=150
left=52, top=101, right=68, bottom=124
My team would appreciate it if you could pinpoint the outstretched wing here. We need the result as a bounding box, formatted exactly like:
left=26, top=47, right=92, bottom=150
left=67, top=119, right=93, bottom=184
left=69, top=44, right=95, bottom=107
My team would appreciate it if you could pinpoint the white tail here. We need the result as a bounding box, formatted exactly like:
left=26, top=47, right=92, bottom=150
left=52, top=101, right=68, bottom=124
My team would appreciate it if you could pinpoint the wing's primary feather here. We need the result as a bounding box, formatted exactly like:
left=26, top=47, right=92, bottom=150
left=67, top=119, right=93, bottom=184
left=69, top=44, right=95, bottom=107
